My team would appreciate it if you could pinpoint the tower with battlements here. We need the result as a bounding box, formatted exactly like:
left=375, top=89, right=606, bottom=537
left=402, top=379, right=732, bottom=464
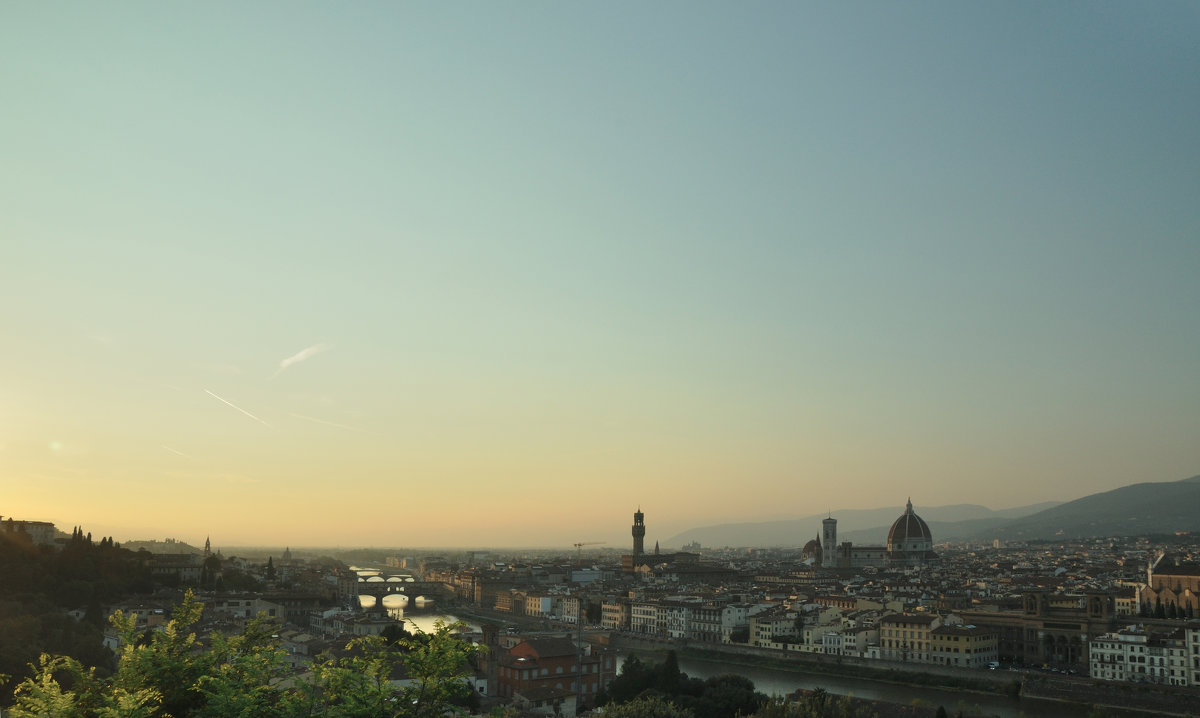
left=632, top=508, right=646, bottom=559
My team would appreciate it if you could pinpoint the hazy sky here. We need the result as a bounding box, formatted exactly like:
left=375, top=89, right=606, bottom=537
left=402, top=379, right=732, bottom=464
left=3, top=2, right=1198, bottom=549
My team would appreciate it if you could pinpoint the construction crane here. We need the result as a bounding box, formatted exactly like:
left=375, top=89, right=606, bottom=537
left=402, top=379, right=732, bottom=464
left=573, top=541, right=603, bottom=566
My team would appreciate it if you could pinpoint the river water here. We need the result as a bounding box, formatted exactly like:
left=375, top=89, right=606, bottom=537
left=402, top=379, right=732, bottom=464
left=379, top=611, right=1101, bottom=718
left=670, top=655, right=1117, bottom=718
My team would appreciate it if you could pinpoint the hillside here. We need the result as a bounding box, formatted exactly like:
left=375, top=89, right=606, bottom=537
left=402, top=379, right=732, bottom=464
left=977, top=474, right=1200, bottom=540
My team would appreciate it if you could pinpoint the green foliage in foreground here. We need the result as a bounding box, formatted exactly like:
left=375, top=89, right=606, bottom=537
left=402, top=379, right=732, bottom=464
left=8, top=591, right=481, bottom=718
left=599, top=695, right=694, bottom=718
left=595, top=693, right=880, bottom=718
left=754, top=694, right=879, bottom=718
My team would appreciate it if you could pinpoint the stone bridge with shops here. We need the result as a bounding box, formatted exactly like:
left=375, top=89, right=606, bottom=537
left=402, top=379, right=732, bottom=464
left=356, top=575, right=450, bottom=600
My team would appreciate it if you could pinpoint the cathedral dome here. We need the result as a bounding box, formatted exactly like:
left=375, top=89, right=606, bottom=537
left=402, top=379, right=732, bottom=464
left=887, top=499, right=932, bottom=553
left=801, top=535, right=822, bottom=563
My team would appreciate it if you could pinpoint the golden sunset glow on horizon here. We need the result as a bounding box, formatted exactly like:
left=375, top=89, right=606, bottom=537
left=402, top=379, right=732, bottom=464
left=3, top=3, right=1198, bottom=548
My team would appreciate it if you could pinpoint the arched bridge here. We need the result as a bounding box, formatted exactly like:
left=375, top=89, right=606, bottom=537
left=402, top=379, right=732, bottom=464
left=356, top=575, right=449, bottom=599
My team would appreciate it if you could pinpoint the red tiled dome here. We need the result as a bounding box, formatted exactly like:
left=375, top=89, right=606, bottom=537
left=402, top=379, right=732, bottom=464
left=887, top=499, right=932, bottom=549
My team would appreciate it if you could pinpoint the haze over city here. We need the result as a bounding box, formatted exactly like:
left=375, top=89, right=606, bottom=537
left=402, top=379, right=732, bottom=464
left=3, top=3, right=1198, bottom=548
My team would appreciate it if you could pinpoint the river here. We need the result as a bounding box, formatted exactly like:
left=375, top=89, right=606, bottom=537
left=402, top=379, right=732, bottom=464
left=626, top=654, right=1119, bottom=718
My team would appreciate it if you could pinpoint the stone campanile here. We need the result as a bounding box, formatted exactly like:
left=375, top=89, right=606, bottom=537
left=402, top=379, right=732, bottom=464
left=821, top=516, right=837, bottom=569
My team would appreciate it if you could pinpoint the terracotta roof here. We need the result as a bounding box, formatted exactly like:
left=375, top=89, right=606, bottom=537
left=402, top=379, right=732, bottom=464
left=512, top=637, right=578, bottom=659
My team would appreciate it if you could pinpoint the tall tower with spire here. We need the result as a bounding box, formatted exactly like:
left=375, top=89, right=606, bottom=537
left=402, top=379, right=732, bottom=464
left=632, top=508, right=646, bottom=559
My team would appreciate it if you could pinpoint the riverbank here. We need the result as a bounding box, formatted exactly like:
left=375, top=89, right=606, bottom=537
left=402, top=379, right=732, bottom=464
left=612, top=635, right=1198, bottom=718
left=431, top=609, right=1200, bottom=717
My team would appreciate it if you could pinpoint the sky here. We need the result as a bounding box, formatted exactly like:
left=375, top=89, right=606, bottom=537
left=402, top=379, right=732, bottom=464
left=3, top=2, right=1198, bottom=549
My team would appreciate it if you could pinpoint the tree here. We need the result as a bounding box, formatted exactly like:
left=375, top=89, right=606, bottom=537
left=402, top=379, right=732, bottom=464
left=266, top=556, right=276, bottom=582
left=600, top=695, right=693, bottom=718
left=604, top=654, right=653, bottom=705
left=681, top=674, right=763, bottom=718
left=807, top=688, right=829, bottom=713
left=299, top=635, right=407, bottom=718
left=381, top=622, right=414, bottom=645
left=586, top=601, right=602, bottom=624
left=192, top=617, right=292, bottom=718
left=202, top=555, right=222, bottom=589
left=657, top=650, right=682, bottom=693
left=108, top=590, right=212, bottom=717
left=746, top=694, right=879, bottom=718
left=393, top=621, right=481, bottom=718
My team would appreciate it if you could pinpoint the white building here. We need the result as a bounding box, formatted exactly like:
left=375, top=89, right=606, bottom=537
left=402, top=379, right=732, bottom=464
left=1090, top=626, right=1189, bottom=686
left=559, top=596, right=580, bottom=625
left=1187, top=625, right=1200, bottom=687
left=630, top=600, right=659, bottom=636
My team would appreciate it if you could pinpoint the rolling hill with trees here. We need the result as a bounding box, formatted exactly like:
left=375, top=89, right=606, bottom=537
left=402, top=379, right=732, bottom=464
left=974, top=474, right=1200, bottom=541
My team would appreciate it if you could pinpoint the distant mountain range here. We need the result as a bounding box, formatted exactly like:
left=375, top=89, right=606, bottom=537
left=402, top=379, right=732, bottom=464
left=980, top=474, right=1200, bottom=541
left=663, top=474, right=1200, bottom=548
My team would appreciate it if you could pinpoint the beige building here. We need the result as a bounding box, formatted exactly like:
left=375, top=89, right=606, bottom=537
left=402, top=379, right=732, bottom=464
left=600, top=599, right=630, bottom=631
left=879, top=613, right=941, bottom=663
left=931, top=625, right=998, bottom=669
left=750, top=609, right=800, bottom=649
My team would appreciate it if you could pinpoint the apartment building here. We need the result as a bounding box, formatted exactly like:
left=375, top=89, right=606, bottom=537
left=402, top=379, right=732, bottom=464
left=879, top=613, right=941, bottom=663
left=931, top=625, right=998, bottom=669
left=1090, top=626, right=1189, bottom=686
left=601, top=599, right=630, bottom=631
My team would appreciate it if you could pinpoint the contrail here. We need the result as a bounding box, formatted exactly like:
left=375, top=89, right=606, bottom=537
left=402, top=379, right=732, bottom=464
left=204, top=389, right=272, bottom=427
left=289, top=412, right=367, bottom=433
left=270, top=343, right=331, bottom=379
left=162, top=445, right=197, bottom=460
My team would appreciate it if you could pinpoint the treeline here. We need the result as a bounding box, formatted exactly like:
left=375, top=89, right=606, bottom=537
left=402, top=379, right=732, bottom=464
left=598, top=651, right=763, bottom=718
left=1140, top=594, right=1196, bottom=620
left=0, top=527, right=155, bottom=607
left=0, top=528, right=156, bottom=701
left=597, top=652, right=879, bottom=718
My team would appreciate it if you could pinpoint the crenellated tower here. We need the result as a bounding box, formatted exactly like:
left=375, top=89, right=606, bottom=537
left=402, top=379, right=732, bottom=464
left=632, top=508, right=646, bottom=559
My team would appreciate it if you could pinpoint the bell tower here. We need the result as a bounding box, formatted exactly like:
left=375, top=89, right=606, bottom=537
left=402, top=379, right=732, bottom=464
left=821, top=516, right=837, bottom=569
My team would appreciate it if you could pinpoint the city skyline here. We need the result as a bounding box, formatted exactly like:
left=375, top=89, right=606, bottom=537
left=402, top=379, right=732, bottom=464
left=4, top=3, right=1199, bottom=547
